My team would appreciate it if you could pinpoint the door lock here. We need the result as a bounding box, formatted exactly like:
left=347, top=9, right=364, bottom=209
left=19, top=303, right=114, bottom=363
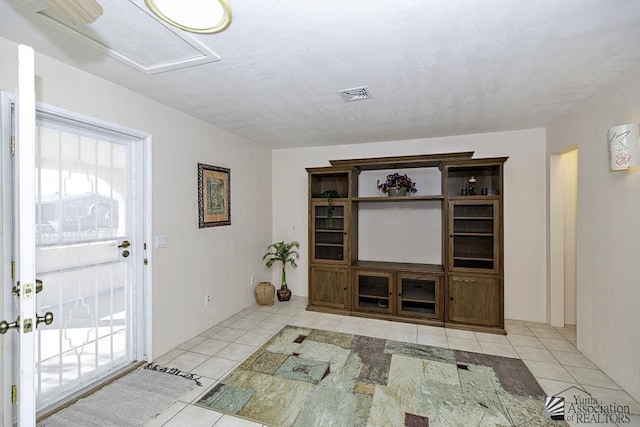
left=12, top=279, right=43, bottom=297
left=0, top=317, right=19, bottom=334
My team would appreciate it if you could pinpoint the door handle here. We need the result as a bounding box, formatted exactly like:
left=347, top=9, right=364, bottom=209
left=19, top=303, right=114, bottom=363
left=0, top=317, right=19, bottom=334
left=1, top=312, right=54, bottom=334
left=118, top=240, right=131, bottom=249
left=37, top=312, right=54, bottom=328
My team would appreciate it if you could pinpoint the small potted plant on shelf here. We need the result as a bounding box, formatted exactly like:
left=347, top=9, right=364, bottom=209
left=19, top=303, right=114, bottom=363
left=263, top=240, right=300, bottom=301
left=318, top=189, right=339, bottom=227
left=377, top=172, right=417, bottom=196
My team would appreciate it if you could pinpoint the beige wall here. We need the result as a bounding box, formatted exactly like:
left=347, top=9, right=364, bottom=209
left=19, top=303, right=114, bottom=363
left=547, top=67, right=640, bottom=401
left=272, top=128, right=547, bottom=322
left=0, top=36, right=273, bottom=370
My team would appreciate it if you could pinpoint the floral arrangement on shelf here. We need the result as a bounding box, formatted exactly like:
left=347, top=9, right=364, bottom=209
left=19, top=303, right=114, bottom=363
left=376, top=172, right=418, bottom=194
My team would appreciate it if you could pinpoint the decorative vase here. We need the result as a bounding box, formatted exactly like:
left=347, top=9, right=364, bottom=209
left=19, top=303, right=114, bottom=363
left=387, top=187, right=408, bottom=197
left=277, top=288, right=292, bottom=302
left=254, top=281, right=275, bottom=306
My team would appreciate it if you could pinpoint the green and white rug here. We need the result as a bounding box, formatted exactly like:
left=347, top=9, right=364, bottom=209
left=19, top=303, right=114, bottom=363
left=197, top=325, right=565, bottom=426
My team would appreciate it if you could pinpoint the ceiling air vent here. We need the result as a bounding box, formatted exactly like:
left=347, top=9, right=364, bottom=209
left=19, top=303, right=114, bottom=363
left=338, top=86, right=372, bottom=102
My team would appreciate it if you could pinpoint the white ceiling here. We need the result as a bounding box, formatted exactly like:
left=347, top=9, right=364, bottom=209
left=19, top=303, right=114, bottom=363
left=1, top=0, right=640, bottom=149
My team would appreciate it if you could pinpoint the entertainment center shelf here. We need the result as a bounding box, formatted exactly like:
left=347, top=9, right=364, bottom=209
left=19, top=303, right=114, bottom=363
left=352, top=261, right=443, bottom=274
left=352, top=195, right=444, bottom=202
left=307, top=152, right=507, bottom=334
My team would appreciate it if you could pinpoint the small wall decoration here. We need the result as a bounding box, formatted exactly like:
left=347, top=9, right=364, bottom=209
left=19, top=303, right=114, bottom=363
left=198, top=163, right=230, bottom=227
left=608, top=124, right=640, bottom=170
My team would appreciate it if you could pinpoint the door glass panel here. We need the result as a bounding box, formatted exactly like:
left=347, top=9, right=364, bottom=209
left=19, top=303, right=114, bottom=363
left=453, top=218, right=493, bottom=233
left=452, top=203, right=495, bottom=270
left=357, top=275, right=389, bottom=310
left=34, top=116, right=132, bottom=410
left=453, top=204, right=493, bottom=218
left=36, top=263, right=127, bottom=403
left=401, top=277, right=436, bottom=315
left=314, top=204, right=344, bottom=261
left=36, top=126, right=125, bottom=246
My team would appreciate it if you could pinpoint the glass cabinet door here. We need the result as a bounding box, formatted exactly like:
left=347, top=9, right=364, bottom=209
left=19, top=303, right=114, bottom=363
left=397, top=274, right=441, bottom=319
left=448, top=200, right=499, bottom=274
left=354, top=271, right=393, bottom=314
left=312, top=201, right=347, bottom=263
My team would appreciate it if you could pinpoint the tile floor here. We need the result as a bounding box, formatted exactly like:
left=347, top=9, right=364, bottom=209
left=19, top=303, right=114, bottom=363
left=146, top=297, right=640, bottom=427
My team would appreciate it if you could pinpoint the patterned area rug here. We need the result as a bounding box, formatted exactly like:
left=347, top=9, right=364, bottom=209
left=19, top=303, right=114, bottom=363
left=197, top=325, right=565, bottom=426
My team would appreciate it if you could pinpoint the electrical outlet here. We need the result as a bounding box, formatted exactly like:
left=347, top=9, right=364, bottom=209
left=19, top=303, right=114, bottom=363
left=205, top=294, right=211, bottom=306
left=250, top=276, right=255, bottom=287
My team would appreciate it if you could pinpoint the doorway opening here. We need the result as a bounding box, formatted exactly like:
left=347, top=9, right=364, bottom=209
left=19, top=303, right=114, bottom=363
left=1, top=95, right=152, bottom=419
left=549, top=148, right=578, bottom=328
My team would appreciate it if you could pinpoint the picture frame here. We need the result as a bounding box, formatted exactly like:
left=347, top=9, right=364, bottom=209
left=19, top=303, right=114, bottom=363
left=198, top=163, right=231, bottom=227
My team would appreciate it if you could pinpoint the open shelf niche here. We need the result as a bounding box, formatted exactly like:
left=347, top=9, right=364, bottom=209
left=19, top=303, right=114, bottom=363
left=357, top=167, right=442, bottom=198
left=309, top=170, right=351, bottom=200
left=357, top=199, right=442, bottom=265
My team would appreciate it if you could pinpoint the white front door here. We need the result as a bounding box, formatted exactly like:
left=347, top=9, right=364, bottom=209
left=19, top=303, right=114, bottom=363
left=14, top=43, right=39, bottom=427
left=33, top=106, right=141, bottom=412
left=2, top=46, right=150, bottom=425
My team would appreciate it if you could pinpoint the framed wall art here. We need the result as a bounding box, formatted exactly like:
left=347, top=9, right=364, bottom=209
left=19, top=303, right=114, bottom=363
left=198, top=163, right=231, bottom=227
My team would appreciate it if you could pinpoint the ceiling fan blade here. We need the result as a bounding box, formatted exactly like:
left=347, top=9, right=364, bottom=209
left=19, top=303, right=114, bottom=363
left=43, top=0, right=103, bottom=24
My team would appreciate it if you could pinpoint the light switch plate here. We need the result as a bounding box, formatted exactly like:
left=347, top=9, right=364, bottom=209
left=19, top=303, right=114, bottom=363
left=154, top=235, right=167, bottom=248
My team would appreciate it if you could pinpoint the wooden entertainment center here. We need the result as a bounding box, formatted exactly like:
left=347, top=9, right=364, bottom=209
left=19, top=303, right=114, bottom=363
left=306, top=152, right=507, bottom=334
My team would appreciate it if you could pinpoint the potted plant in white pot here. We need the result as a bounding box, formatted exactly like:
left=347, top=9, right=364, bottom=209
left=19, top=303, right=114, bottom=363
left=263, top=240, right=300, bottom=301
left=376, top=172, right=418, bottom=196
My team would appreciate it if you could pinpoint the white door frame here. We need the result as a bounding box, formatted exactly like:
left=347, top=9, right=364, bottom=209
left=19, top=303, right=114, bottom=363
left=1, top=91, right=153, bottom=423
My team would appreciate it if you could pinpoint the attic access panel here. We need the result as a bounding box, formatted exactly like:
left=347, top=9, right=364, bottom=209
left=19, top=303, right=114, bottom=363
left=14, top=0, right=221, bottom=74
